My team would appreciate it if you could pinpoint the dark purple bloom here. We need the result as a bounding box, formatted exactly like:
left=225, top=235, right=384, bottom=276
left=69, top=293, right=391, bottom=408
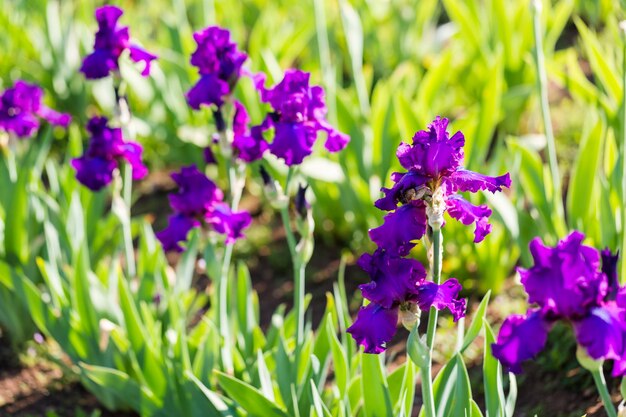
left=186, top=26, right=247, bottom=109
left=168, top=165, right=223, bottom=216
left=492, top=233, right=626, bottom=376
left=348, top=250, right=465, bottom=353
left=602, top=248, right=620, bottom=299
left=491, top=311, right=549, bottom=374
left=376, top=116, right=510, bottom=242
left=294, top=184, right=310, bottom=218
left=368, top=202, right=427, bottom=256
left=254, top=70, right=350, bottom=165
left=81, top=5, right=156, bottom=79
left=231, top=101, right=268, bottom=162
left=72, top=116, right=147, bottom=191
left=156, top=214, right=201, bottom=252
left=0, top=80, right=71, bottom=138
left=519, top=231, right=606, bottom=318
left=206, top=203, right=252, bottom=244
left=157, top=165, right=251, bottom=251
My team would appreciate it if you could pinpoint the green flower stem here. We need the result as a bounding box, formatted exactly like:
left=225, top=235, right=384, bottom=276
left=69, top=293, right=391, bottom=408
left=531, top=0, right=566, bottom=237
left=217, top=145, right=245, bottom=374
left=420, top=227, right=443, bottom=417
left=113, top=80, right=136, bottom=278
left=278, top=167, right=306, bottom=375
left=121, top=163, right=136, bottom=278
left=591, top=369, right=617, bottom=417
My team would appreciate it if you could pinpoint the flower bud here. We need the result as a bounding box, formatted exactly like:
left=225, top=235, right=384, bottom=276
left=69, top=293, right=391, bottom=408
left=407, top=324, right=429, bottom=368
left=259, top=166, right=288, bottom=210
left=426, top=185, right=446, bottom=230
left=576, top=346, right=603, bottom=371
left=400, top=303, right=421, bottom=331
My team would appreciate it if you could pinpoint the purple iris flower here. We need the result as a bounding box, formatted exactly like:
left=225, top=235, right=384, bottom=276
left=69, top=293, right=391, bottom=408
left=254, top=69, right=350, bottom=165
left=81, top=5, right=157, bottom=79
left=0, top=80, right=71, bottom=138
left=157, top=165, right=251, bottom=251
left=492, top=231, right=626, bottom=376
left=347, top=249, right=466, bottom=354
left=375, top=116, right=510, bottom=243
left=186, top=26, right=248, bottom=110
left=71, top=116, right=147, bottom=191
left=231, top=101, right=268, bottom=162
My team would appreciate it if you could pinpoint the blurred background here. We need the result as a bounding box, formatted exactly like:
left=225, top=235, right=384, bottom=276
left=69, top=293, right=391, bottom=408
left=2, top=1, right=626, bottom=416
left=1, top=0, right=624, bottom=319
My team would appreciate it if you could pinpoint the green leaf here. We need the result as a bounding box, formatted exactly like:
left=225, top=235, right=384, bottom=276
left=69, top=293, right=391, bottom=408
left=360, top=353, right=393, bottom=417
left=174, top=228, right=199, bottom=294
left=461, top=291, right=491, bottom=353
left=431, top=354, right=472, bottom=417
left=310, top=380, right=333, bottom=417
left=327, top=318, right=348, bottom=396
left=215, top=371, right=290, bottom=417
left=483, top=320, right=506, bottom=417
left=185, top=370, right=235, bottom=416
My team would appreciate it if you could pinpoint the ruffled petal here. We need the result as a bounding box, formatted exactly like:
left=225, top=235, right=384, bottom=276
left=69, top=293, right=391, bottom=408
left=36, top=106, right=71, bottom=127
left=491, top=311, right=549, bottom=374
left=415, top=278, right=466, bottom=321
left=520, top=231, right=607, bottom=318
left=574, top=305, right=625, bottom=362
left=368, top=202, right=427, bottom=256
left=80, top=49, right=119, bottom=79
left=169, top=165, right=223, bottom=216
left=122, top=142, right=148, bottom=180
left=156, top=214, right=200, bottom=252
left=446, top=195, right=492, bottom=243
left=347, top=303, right=398, bottom=354
left=448, top=169, right=511, bottom=193
left=128, top=45, right=157, bottom=76
left=206, top=203, right=252, bottom=244
left=71, top=156, right=117, bottom=191
left=186, top=75, right=230, bottom=109
left=269, top=122, right=316, bottom=166
left=324, top=129, right=350, bottom=152
left=357, top=249, right=427, bottom=308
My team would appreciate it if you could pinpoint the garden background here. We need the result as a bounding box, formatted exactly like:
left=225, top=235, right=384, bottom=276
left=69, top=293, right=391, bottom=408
left=0, top=0, right=625, bottom=416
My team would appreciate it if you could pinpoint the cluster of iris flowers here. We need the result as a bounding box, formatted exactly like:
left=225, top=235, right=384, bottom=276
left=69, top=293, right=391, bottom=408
left=348, top=117, right=511, bottom=354
left=493, top=231, right=626, bottom=376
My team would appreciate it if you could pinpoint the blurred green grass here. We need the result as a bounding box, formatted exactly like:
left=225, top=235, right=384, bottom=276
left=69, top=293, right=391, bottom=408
left=1, top=0, right=625, bottom=294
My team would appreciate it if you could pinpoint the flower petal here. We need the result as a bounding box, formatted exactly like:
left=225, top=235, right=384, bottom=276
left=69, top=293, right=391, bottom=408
left=128, top=45, right=157, bottom=76
left=347, top=303, right=398, bottom=354
left=520, top=231, right=607, bottom=318
left=491, top=311, right=549, bottom=374
left=448, top=169, right=511, bottom=193
left=368, top=202, right=427, bottom=256
left=206, top=203, right=252, bottom=244
left=357, top=249, right=426, bottom=309
left=446, top=195, right=492, bottom=243
left=156, top=214, right=200, bottom=252
left=186, top=74, right=230, bottom=109
left=574, top=305, right=625, bottom=363
left=375, top=171, right=428, bottom=211
left=415, top=278, right=466, bottom=321
left=71, top=156, right=117, bottom=191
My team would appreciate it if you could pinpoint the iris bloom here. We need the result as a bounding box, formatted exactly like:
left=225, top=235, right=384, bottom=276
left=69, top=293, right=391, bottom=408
left=81, top=5, right=157, bottom=79
left=374, top=116, right=510, bottom=244
left=72, top=116, right=147, bottom=191
left=0, top=80, right=71, bottom=138
left=157, top=165, right=251, bottom=251
left=254, top=69, right=349, bottom=166
left=186, top=26, right=248, bottom=110
left=492, top=231, right=626, bottom=376
left=347, top=249, right=465, bottom=353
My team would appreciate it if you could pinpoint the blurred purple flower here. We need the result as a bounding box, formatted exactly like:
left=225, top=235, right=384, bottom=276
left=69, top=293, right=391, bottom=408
left=376, top=116, right=510, bottom=243
left=72, top=116, right=147, bottom=191
left=81, top=5, right=156, bottom=79
left=0, top=80, right=71, bottom=138
left=492, top=232, right=626, bottom=376
left=157, top=165, right=251, bottom=251
left=231, top=100, right=267, bottom=162
left=186, top=26, right=247, bottom=109
left=254, top=70, right=349, bottom=165
left=347, top=250, right=465, bottom=354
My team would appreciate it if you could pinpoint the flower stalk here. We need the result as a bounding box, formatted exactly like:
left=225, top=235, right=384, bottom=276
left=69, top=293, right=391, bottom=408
left=419, top=227, right=443, bottom=417
left=591, top=369, right=618, bottom=417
